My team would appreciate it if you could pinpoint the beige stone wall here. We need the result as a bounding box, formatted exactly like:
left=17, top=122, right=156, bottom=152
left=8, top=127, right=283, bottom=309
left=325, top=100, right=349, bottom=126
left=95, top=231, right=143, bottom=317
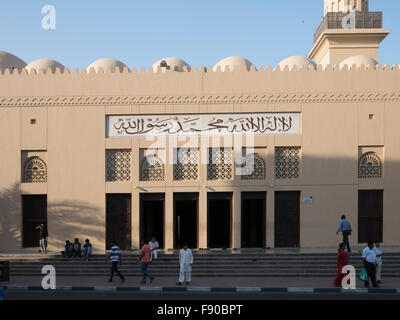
left=0, top=66, right=399, bottom=251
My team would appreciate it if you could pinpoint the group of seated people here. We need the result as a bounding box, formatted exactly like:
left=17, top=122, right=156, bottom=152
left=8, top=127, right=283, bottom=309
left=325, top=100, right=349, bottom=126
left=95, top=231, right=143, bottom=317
left=61, top=238, right=92, bottom=261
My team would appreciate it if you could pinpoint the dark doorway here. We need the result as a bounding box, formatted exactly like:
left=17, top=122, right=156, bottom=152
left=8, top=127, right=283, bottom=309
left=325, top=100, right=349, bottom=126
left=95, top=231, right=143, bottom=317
left=106, top=194, right=131, bottom=250
left=22, top=195, right=47, bottom=248
left=174, top=193, right=198, bottom=249
left=208, top=192, right=232, bottom=248
left=140, top=193, right=165, bottom=249
left=358, top=190, right=383, bottom=243
left=241, top=192, right=266, bottom=248
left=275, top=191, right=300, bottom=248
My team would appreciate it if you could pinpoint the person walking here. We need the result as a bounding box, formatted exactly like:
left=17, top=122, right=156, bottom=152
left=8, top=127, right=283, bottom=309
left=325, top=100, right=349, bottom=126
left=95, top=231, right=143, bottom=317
left=333, top=243, right=349, bottom=287
left=106, top=241, right=125, bottom=283
left=374, top=241, right=383, bottom=284
left=35, top=224, right=48, bottom=254
left=177, top=243, right=193, bottom=286
left=139, top=241, right=154, bottom=285
left=336, top=215, right=352, bottom=253
left=149, top=237, right=159, bottom=261
left=362, top=241, right=379, bottom=288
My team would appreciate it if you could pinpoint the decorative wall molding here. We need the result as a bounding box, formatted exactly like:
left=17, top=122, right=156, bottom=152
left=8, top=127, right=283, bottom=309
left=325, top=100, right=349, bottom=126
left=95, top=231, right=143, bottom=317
left=0, top=91, right=400, bottom=108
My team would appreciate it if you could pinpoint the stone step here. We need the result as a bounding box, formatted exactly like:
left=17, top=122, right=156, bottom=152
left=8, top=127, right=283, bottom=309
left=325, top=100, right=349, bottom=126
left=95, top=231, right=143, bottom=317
left=7, top=253, right=397, bottom=277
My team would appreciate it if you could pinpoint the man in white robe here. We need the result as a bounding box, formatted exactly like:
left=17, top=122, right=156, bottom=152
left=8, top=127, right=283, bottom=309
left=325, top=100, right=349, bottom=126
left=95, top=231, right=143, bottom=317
left=177, top=243, right=193, bottom=285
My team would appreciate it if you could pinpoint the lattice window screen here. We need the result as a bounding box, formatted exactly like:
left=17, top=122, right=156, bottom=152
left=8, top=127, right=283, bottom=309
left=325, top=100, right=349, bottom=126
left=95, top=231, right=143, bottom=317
left=174, top=149, right=199, bottom=181
left=207, top=148, right=233, bottom=180
left=358, top=152, right=383, bottom=179
left=106, top=150, right=131, bottom=182
left=141, top=155, right=165, bottom=181
left=275, top=147, right=300, bottom=179
left=241, top=153, right=266, bottom=180
left=23, top=156, right=47, bottom=183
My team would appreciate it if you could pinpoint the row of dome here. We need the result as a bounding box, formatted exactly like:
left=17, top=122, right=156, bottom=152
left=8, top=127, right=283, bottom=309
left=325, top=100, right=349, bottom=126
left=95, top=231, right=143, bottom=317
left=0, top=50, right=379, bottom=73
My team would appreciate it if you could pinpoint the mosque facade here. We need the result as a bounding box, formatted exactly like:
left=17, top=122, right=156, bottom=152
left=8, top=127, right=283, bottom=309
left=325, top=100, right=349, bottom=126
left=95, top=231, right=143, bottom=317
left=0, top=0, right=399, bottom=251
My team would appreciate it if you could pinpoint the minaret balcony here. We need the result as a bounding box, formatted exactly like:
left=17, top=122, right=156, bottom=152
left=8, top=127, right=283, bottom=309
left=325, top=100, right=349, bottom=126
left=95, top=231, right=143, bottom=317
left=314, top=11, right=383, bottom=44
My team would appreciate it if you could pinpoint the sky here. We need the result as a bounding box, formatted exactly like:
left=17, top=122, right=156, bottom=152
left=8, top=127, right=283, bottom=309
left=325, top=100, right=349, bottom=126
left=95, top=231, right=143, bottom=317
left=1, top=0, right=399, bottom=69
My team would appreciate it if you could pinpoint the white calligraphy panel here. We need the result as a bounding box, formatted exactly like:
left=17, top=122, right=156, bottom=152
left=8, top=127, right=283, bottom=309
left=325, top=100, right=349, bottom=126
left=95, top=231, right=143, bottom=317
left=106, top=113, right=301, bottom=137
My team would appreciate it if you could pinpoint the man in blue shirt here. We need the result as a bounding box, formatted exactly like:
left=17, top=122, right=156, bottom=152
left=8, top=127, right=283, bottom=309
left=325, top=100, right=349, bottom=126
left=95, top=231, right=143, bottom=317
left=336, top=215, right=352, bottom=253
left=362, top=241, right=379, bottom=288
left=106, top=241, right=125, bottom=283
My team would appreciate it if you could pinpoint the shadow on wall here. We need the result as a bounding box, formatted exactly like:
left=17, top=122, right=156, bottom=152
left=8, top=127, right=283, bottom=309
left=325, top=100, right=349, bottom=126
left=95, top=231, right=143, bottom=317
left=48, top=199, right=104, bottom=250
left=0, top=183, right=104, bottom=252
left=0, top=183, right=21, bottom=249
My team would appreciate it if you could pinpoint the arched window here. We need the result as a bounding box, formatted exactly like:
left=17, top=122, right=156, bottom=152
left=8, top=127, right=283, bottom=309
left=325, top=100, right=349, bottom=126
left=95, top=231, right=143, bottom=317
left=241, top=153, right=266, bottom=180
left=23, top=156, right=47, bottom=183
left=141, top=155, right=165, bottom=181
left=358, top=152, right=383, bottom=179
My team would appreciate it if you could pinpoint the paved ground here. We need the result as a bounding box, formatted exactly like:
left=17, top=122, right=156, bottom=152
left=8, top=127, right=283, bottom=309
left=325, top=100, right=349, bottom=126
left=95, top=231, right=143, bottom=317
left=2, top=275, right=400, bottom=288
left=3, top=290, right=400, bottom=300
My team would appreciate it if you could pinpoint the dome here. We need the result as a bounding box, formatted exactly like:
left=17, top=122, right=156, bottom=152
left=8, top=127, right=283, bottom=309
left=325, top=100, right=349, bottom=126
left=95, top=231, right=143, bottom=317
left=213, top=56, right=254, bottom=72
left=0, top=51, right=27, bottom=71
left=26, top=59, right=65, bottom=73
left=152, top=57, right=191, bottom=72
left=339, top=55, right=378, bottom=69
left=277, top=56, right=317, bottom=71
left=88, top=58, right=128, bottom=73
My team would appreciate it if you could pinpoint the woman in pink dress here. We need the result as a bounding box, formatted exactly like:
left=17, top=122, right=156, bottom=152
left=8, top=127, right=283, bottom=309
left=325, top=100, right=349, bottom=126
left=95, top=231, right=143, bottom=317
left=333, top=243, right=349, bottom=287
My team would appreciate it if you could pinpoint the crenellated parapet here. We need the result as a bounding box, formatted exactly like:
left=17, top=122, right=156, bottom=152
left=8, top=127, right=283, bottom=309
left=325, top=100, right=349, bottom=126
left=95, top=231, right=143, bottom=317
left=1, top=61, right=400, bottom=108
left=2, top=62, right=400, bottom=76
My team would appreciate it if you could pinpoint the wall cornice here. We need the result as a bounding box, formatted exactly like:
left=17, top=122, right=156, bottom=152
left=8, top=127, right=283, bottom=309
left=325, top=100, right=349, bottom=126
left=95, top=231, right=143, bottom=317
left=0, top=91, right=399, bottom=107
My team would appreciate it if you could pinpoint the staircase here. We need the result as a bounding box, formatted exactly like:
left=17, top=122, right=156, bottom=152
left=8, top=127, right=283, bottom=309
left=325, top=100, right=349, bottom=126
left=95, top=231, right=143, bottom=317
left=6, top=251, right=400, bottom=277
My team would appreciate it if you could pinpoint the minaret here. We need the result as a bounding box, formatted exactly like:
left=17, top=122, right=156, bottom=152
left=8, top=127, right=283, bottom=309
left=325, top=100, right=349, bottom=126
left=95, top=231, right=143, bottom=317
left=309, top=0, right=389, bottom=66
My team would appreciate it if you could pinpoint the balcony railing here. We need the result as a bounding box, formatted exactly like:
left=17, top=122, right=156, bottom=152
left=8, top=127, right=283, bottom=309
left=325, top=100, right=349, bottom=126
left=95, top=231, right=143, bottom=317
left=313, top=12, right=383, bottom=43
